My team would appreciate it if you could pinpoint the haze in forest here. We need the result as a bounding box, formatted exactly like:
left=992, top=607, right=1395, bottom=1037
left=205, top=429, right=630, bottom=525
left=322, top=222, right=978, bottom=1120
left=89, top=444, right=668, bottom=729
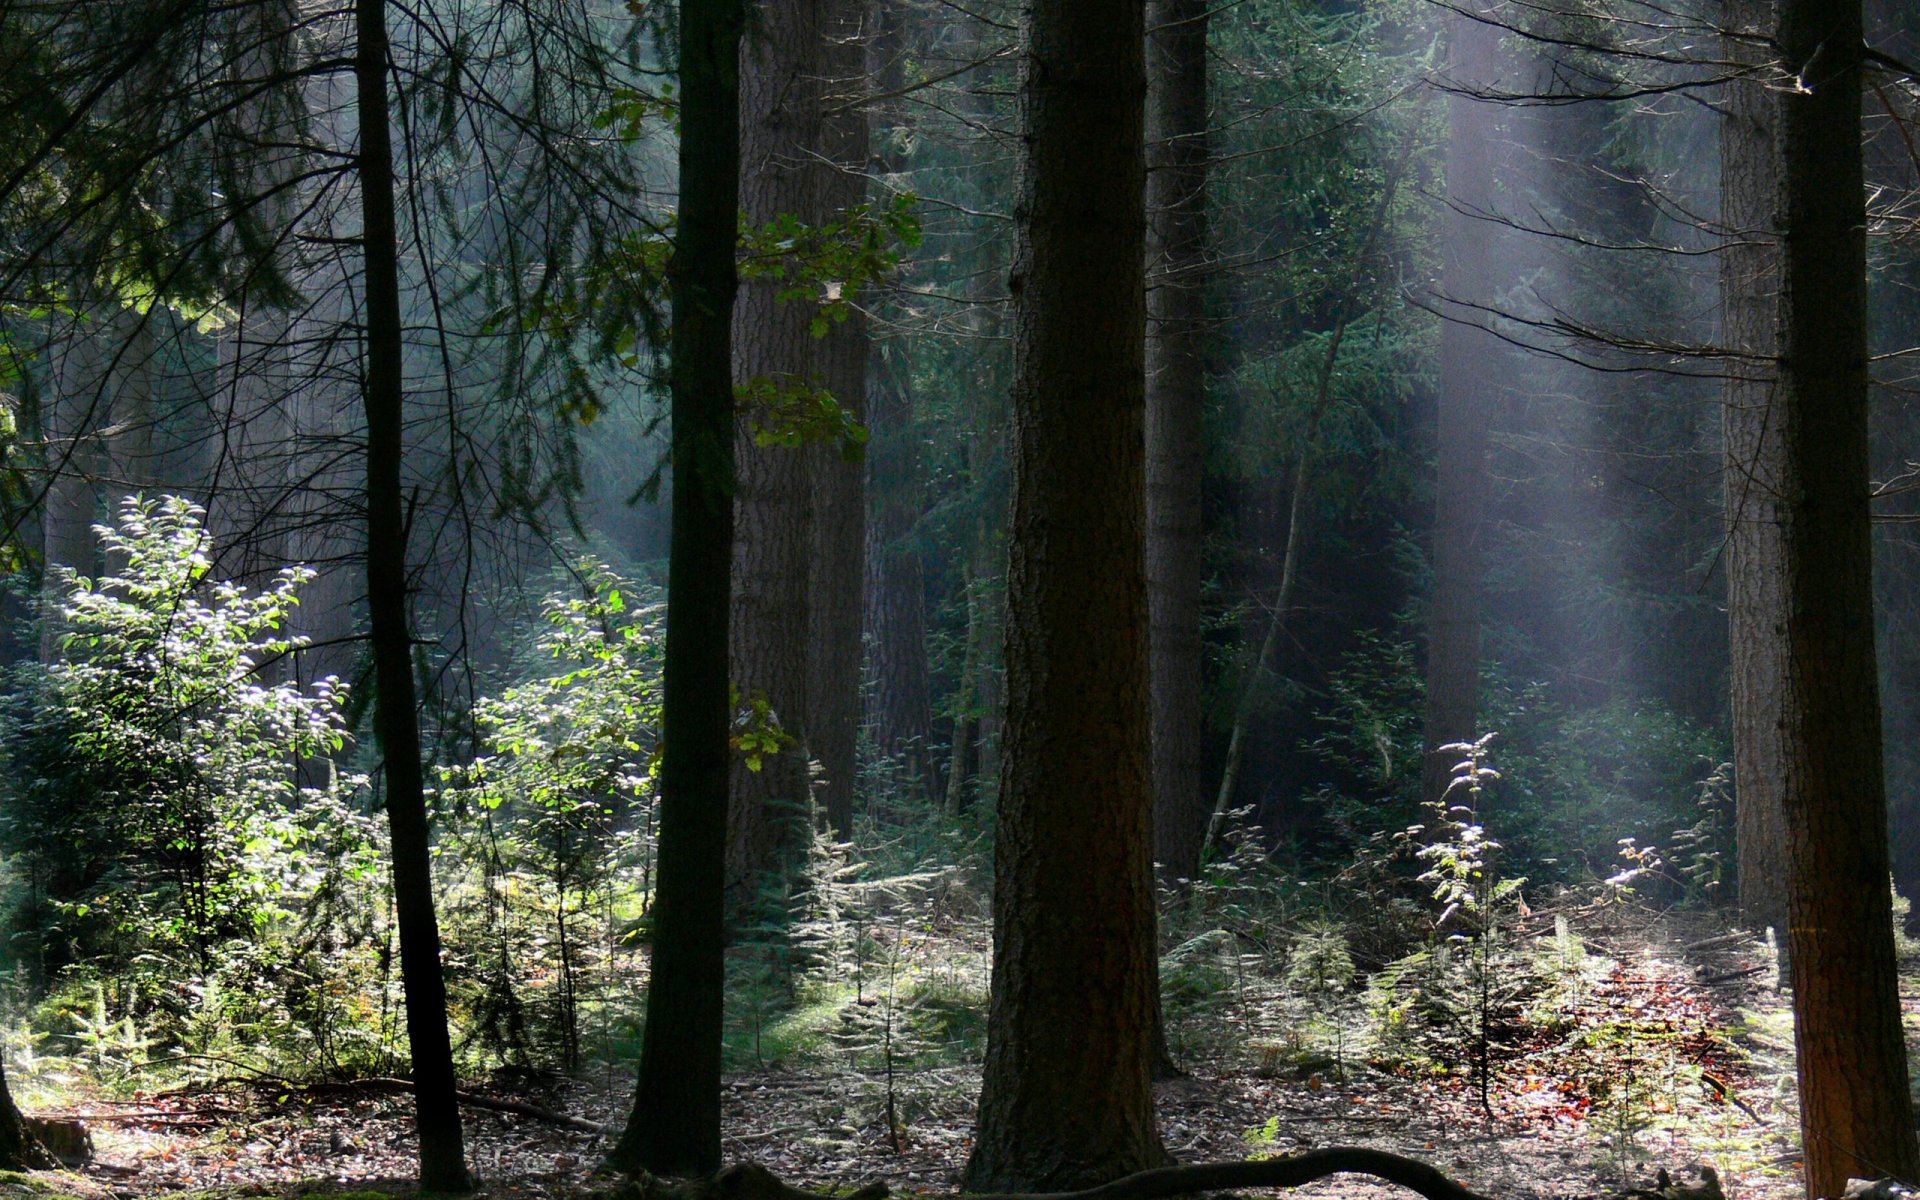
left=0, top=0, right=1916, bottom=1198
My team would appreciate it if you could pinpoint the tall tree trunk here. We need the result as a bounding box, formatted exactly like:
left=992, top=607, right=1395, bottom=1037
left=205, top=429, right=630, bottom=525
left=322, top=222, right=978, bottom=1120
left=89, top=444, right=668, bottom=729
left=1720, top=0, right=1790, bottom=935
left=864, top=339, right=934, bottom=792
left=1144, top=0, right=1211, bottom=888
left=1772, top=0, right=1920, bottom=1193
left=729, top=0, right=824, bottom=899
left=808, top=0, right=872, bottom=839
left=606, top=0, right=743, bottom=1173
left=353, top=1, right=470, bottom=1188
left=862, top=0, right=935, bottom=799
left=1420, top=12, right=1500, bottom=810
left=962, top=0, right=1163, bottom=1188
left=40, top=310, right=106, bottom=660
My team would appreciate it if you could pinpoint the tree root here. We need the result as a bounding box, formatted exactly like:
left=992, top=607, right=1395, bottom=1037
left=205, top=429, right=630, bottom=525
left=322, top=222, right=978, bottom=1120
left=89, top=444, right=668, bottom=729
left=601, top=1149, right=1492, bottom=1200
left=966, top=1149, right=1497, bottom=1200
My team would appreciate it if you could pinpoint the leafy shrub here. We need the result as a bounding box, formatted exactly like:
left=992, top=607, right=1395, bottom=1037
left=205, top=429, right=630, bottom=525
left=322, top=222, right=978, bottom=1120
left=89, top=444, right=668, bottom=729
left=0, top=495, right=368, bottom=984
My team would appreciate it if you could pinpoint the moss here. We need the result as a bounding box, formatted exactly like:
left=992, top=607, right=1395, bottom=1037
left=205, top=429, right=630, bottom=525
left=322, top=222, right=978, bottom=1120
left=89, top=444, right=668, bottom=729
left=0, top=1167, right=93, bottom=1200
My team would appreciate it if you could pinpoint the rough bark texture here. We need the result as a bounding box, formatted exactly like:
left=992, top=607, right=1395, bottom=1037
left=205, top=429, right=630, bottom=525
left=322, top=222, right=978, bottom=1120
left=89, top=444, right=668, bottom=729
left=1144, top=0, right=1210, bottom=887
left=607, top=0, right=743, bottom=1174
left=0, top=1062, right=52, bottom=1171
left=1719, top=0, right=1790, bottom=936
left=729, top=0, right=824, bottom=899
left=1420, top=12, right=1500, bottom=811
left=1772, top=0, right=1920, bottom=1193
left=961, top=0, right=1163, bottom=1189
left=807, top=0, right=872, bottom=839
left=353, top=1, right=470, bottom=1188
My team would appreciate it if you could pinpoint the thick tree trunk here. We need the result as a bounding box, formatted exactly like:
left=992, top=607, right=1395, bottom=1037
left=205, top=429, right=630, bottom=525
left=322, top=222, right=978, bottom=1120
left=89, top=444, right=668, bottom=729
left=728, top=0, right=824, bottom=898
left=606, top=0, right=743, bottom=1174
left=1771, top=0, right=1920, bottom=1194
left=962, top=0, right=1163, bottom=1189
left=1719, top=0, right=1790, bottom=936
left=1420, top=13, right=1500, bottom=810
left=807, top=0, right=872, bottom=839
left=353, top=1, right=470, bottom=1188
left=1144, top=0, right=1210, bottom=888
left=0, top=1062, right=51, bottom=1171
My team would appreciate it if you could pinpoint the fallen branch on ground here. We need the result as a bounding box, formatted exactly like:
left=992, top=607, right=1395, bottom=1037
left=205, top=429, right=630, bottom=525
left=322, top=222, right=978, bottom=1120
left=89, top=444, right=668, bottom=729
left=346, top=1077, right=608, bottom=1134
left=602, top=1149, right=1495, bottom=1200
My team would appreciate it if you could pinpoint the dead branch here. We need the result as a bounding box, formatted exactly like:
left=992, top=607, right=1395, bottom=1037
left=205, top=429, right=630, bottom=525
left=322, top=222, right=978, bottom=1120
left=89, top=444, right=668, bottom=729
left=603, top=1151, right=1493, bottom=1200
left=967, top=1150, right=1497, bottom=1200
left=348, top=1077, right=609, bottom=1135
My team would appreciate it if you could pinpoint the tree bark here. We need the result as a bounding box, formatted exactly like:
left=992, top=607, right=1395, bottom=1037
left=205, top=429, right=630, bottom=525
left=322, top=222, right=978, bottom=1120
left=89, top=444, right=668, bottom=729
left=1144, top=0, right=1211, bottom=888
left=0, top=1062, right=52, bottom=1171
left=1719, top=0, right=1790, bottom=936
left=863, top=339, right=934, bottom=793
left=808, top=0, right=873, bottom=839
left=1420, top=12, right=1500, bottom=811
left=861, top=0, right=935, bottom=799
left=1771, top=0, right=1920, bottom=1193
left=962, top=0, right=1162, bottom=1189
left=729, top=0, right=825, bottom=899
left=607, top=0, right=743, bottom=1174
left=353, top=0, right=470, bottom=1188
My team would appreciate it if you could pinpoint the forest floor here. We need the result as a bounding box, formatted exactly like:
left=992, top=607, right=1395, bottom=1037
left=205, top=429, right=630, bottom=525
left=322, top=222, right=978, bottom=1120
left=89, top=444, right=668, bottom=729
left=4, top=902, right=1865, bottom=1200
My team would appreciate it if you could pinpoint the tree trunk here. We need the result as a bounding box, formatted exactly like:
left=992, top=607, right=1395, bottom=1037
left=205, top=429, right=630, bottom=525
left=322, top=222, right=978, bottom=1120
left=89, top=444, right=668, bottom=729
left=962, top=0, right=1163, bottom=1189
left=861, top=0, right=935, bottom=799
left=0, top=1062, right=52, bottom=1171
left=1144, top=0, right=1211, bottom=888
left=39, top=309, right=105, bottom=660
left=1771, top=0, right=1920, bottom=1193
left=606, top=0, right=743, bottom=1174
left=353, top=1, right=470, bottom=1188
left=1719, top=0, right=1790, bottom=936
left=728, top=0, right=824, bottom=900
left=864, top=339, right=934, bottom=793
left=1420, top=12, right=1500, bottom=810
left=807, top=0, right=872, bottom=839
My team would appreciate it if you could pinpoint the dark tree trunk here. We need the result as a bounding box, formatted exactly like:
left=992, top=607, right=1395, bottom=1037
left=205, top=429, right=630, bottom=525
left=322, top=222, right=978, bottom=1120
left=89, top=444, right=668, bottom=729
left=0, top=1062, right=51, bottom=1171
left=864, top=340, right=934, bottom=792
left=861, top=0, right=935, bottom=799
left=353, top=1, right=470, bottom=1188
left=728, top=0, right=824, bottom=899
left=606, top=0, right=743, bottom=1174
left=1420, top=12, right=1500, bottom=810
left=1144, top=0, right=1210, bottom=888
left=961, top=0, right=1163, bottom=1189
left=1719, top=0, right=1790, bottom=935
left=808, top=0, right=872, bottom=839
left=1771, top=0, right=1920, bottom=1193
